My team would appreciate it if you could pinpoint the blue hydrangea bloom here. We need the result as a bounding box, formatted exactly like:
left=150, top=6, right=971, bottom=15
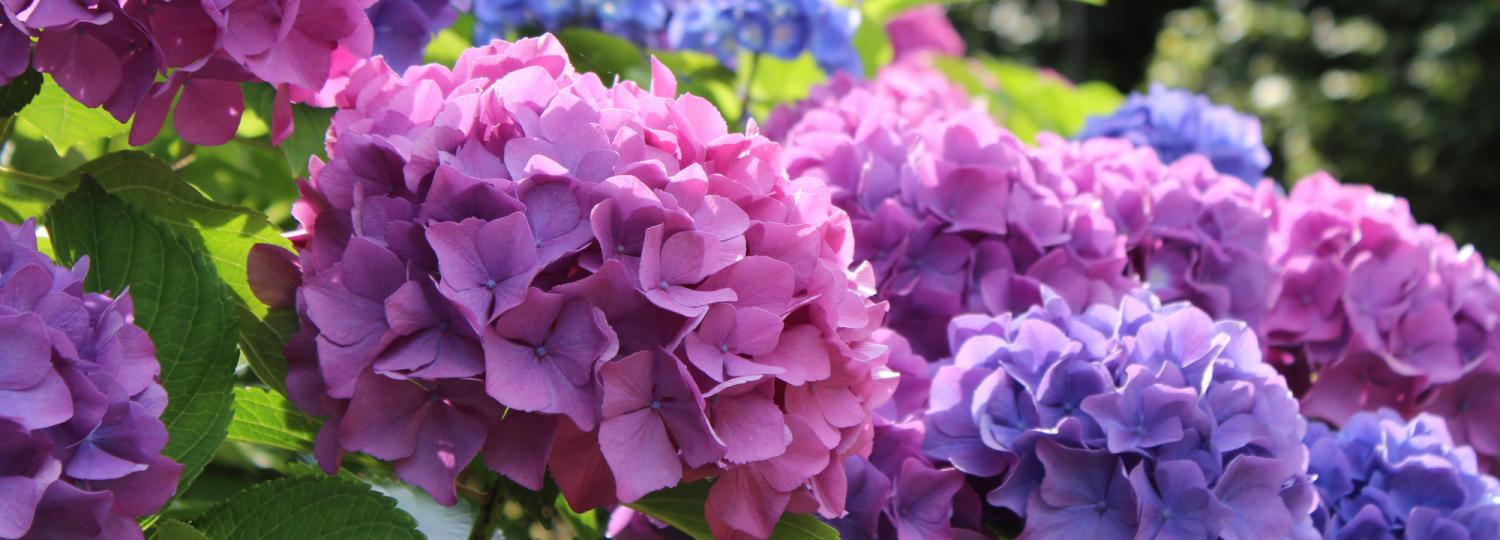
left=1306, top=410, right=1500, bottom=539
left=1079, top=84, right=1272, bottom=184
left=925, top=290, right=1318, bottom=539
left=471, top=0, right=862, bottom=75
left=369, top=0, right=468, bottom=71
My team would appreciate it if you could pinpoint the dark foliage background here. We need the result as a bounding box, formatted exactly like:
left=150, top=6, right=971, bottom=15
left=953, top=0, right=1500, bottom=256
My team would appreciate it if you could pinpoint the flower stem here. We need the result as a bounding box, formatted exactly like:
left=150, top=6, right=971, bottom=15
left=468, top=476, right=504, bottom=540
left=0, top=166, right=66, bottom=195
left=737, top=52, right=763, bottom=129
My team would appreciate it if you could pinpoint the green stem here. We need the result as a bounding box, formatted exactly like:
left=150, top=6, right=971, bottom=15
left=468, top=477, right=504, bottom=540
left=737, top=53, right=763, bottom=129
left=0, top=166, right=66, bottom=195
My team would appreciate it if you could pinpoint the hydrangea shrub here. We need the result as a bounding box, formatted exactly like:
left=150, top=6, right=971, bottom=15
left=1078, top=84, right=1273, bottom=185
left=925, top=291, right=1317, bottom=539
left=1305, top=410, right=1500, bottom=538
left=278, top=34, right=893, bottom=539
left=0, top=0, right=376, bottom=146
left=0, top=220, right=180, bottom=540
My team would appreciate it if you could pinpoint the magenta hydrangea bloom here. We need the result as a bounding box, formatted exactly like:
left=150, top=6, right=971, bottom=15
left=1264, top=173, right=1500, bottom=467
left=1305, top=410, right=1500, bottom=538
left=925, top=290, right=1317, bottom=539
left=0, top=220, right=181, bottom=540
left=1, top=0, right=375, bottom=147
left=261, top=35, right=894, bottom=539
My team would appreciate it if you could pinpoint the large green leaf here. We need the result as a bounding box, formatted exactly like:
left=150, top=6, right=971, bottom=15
left=424, top=13, right=476, bottom=67
left=628, top=482, right=839, bottom=540
left=148, top=520, right=211, bottom=540
left=52, top=152, right=298, bottom=395
left=0, top=68, right=42, bottom=118
left=557, top=28, right=649, bottom=82
left=193, top=476, right=423, bottom=540
left=933, top=55, right=1124, bottom=143
left=226, top=386, right=320, bottom=453
left=15, top=74, right=129, bottom=155
left=45, top=178, right=238, bottom=494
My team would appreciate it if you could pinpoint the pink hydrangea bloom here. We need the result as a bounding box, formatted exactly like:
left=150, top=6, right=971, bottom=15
left=257, top=35, right=893, bottom=539
left=1264, top=173, right=1500, bottom=467
left=1, top=0, right=374, bottom=147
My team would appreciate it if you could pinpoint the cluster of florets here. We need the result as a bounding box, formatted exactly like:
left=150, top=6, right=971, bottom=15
left=471, top=0, right=862, bottom=74
left=1305, top=410, right=1500, bottom=538
left=270, top=35, right=892, bottom=539
left=1030, top=134, right=1278, bottom=333
left=0, top=0, right=374, bottom=146
left=767, top=64, right=1139, bottom=358
left=1078, top=84, right=1272, bottom=185
left=367, top=0, right=467, bottom=71
left=0, top=221, right=180, bottom=540
left=924, top=291, right=1317, bottom=539
left=1265, top=174, right=1500, bottom=465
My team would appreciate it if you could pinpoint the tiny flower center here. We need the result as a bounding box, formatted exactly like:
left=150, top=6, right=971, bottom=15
left=534, top=346, right=548, bottom=357
left=438, top=322, right=450, bottom=332
left=484, top=278, right=498, bottom=290
left=1131, top=425, right=1145, bottom=436
left=426, top=391, right=441, bottom=403
left=650, top=400, right=663, bottom=411
left=658, top=280, right=671, bottom=290
left=719, top=344, right=730, bottom=353
left=616, top=244, right=626, bottom=253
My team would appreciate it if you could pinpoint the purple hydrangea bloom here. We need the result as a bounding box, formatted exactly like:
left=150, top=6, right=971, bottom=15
left=773, top=65, right=1280, bottom=363
left=367, top=0, right=468, bottom=72
left=258, top=35, right=894, bottom=540
left=1304, top=409, right=1500, bottom=539
left=825, top=422, right=986, bottom=540
left=1078, top=84, right=1272, bottom=185
left=0, top=0, right=375, bottom=147
left=924, top=290, right=1317, bottom=539
left=1264, top=173, right=1500, bottom=470
left=0, top=220, right=180, bottom=540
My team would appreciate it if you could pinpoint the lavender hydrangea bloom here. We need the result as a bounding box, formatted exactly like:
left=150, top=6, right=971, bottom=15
left=925, top=290, right=1317, bottom=539
left=1305, top=410, right=1500, bottom=539
left=1264, top=173, right=1500, bottom=470
left=471, top=0, right=863, bottom=75
left=1, top=0, right=375, bottom=147
left=259, top=35, right=893, bottom=540
left=0, top=220, right=180, bottom=540
left=1078, top=84, right=1272, bottom=185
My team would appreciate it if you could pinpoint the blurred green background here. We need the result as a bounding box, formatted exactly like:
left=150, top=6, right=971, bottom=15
left=952, top=0, right=1500, bottom=258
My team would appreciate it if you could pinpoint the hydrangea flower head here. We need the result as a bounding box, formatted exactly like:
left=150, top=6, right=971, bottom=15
left=267, top=34, right=892, bottom=539
left=368, top=0, right=468, bottom=71
left=1305, top=410, right=1500, bottom=538
left=1079, top=84, right=1272, bottom=185
left=924, top=290, right=1316, bottom=539
left=773, top=66, right=1278, bottom=394
left=0, top=220, right=181, bottom=540
left=0, top=0, right=374, bottom=146
left=1265, top=173, right=1500, bottom=465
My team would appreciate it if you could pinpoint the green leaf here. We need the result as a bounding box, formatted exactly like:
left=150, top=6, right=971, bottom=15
left=226, top=386, right=321, bottom=452
left=193, top=476, right=423, bottom=540
left=0, top=69, right=43, bottom=118
left=44, top=178, right=238, bottom=494
left=16, top=74, right=129, bottom=155
left=933, top=55, right=1124, bottom=143
left=149, top=520, right=211, bottom=540
left=52, top=152, right=299, bottom=395
left=555, top=494, right=600, bottom=540
left=629, top=482, right=839, bottom=540
left=241, top=83, right=334, bottom=177
left=557, top=28, right=649, bottom=81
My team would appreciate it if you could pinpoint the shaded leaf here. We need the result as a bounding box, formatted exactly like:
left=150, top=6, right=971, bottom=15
left=149, top=520, right=211, bottom=540
left=0, top=68, right=42, bottom=118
